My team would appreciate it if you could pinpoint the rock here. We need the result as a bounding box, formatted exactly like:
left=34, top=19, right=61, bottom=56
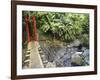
left=73, top=40, right=81, bottom=47
left=75, top=52, right=82, bottom=55
left=82, top=49, right=89, bottom=57
left=43, top=60, right=48, bottom=64
left=82, top=49, right=89, bottom=65
left=63, top=56, right=71, bottom=66
left=71, top=53, right=82, bottom=65
left=39, top=50, right=43, bottom=54
left=69, top=39, right=81, bottom=47
left=46, top=62, right=56, bottom=68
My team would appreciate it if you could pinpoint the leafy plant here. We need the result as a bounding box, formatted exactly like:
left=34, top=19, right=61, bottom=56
left=22, top=11, right=89, bottom=45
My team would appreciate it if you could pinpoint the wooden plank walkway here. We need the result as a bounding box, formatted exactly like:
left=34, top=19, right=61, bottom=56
left=27, top=41, right=44, bottom=68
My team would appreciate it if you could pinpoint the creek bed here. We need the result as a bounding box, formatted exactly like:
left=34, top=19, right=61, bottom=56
left=38, top=40, right=89, bottom=68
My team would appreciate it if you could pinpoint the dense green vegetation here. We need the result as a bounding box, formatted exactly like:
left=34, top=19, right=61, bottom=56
left=22, top=11, right=89, bottom=48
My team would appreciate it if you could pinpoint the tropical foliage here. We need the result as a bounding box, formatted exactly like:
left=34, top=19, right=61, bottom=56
left=22, top=11, right=89, bottom=48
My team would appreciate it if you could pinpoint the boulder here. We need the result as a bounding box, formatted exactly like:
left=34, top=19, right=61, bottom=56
left=71, top=53, right=82, bottom=66
left=69, top=39, right=81, bottom=47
